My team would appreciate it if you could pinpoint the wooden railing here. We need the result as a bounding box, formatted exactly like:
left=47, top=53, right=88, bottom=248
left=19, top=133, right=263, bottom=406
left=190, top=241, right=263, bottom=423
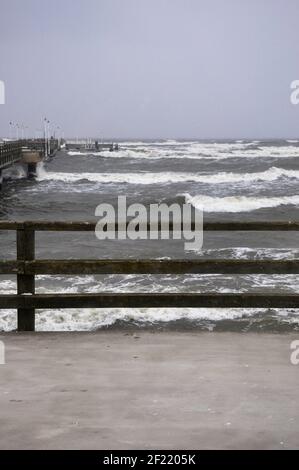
left=0, top=139, right=59, bottom=169
left=1, top=220, right=299, bottom=331
left=0, top=142, right=23, bottom=169
left=24, top=139, right=59, bottom=154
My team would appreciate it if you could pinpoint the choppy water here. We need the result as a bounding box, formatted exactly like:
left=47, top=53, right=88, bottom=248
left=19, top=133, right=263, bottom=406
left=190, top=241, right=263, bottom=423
left=1, top=139, right=299, bottom=332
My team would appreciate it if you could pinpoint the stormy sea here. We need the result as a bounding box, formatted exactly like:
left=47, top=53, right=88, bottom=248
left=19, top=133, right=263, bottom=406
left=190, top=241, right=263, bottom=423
left=1, top=139, right=299, bottom=332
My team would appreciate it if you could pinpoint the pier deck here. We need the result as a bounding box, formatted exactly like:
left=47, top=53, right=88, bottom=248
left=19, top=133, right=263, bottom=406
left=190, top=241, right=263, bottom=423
left=0, top=331, right=298, bottom=450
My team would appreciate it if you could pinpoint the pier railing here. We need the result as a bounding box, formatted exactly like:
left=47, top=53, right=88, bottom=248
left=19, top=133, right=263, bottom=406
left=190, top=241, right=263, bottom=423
left=0, top=142, right=23, bottom=169
left=0, top=220, right=299, bottom=331
left=0, top=139, right=59, bottom=170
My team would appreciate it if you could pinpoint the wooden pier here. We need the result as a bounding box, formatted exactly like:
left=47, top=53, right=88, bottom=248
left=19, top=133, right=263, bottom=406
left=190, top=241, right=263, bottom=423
left=66, top=140, right=119, bottom=152
left=0, top=139, right=59, bottom=189
left=0, top=220, right=299, bottom=331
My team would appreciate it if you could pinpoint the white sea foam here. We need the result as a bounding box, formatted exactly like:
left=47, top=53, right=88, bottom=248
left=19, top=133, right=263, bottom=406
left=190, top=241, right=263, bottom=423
left=183, top=193, right=299, bottom=213
left=68, top=141, right=299, bottom=161
left=1, top=305, right=298, bottom=332
left=1, top=273, right=299, bottom=331
left=36, top=166, right=299, bottom=185
left=201, top=247, right=299, bottom=260
left=0, top=306, right=253, bottom=331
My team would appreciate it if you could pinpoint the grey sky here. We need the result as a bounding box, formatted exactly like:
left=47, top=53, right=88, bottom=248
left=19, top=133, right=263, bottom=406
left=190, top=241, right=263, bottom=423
left=0, top=0, right=299, bottom=139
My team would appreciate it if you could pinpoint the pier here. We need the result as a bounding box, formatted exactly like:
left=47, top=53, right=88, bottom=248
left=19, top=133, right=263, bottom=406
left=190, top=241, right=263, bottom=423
left=0, top=139, right=59, bottom=189
left=66, top=139, right=119, bottom=152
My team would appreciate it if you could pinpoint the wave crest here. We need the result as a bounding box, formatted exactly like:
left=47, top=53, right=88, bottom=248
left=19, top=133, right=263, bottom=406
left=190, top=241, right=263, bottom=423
left=182, top=193, right=299, bottom=213
left=37, top=166, right=299, bottom=185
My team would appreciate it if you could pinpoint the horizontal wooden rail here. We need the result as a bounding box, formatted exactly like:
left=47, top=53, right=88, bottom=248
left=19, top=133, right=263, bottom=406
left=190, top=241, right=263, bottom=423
left=1, top=259, right=299, bottom=275
left=0, top=261, right=21, bottom=274
left=0, top=142, right=23, bottom=169
left=0, top=220, right=299, bottom=331
left=1, top=220, right=299, bottom=231
left=1, top=293, right=299, bottom=309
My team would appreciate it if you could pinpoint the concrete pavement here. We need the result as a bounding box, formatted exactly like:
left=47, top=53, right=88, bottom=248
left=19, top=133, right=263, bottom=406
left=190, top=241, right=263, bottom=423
left=0, top=331, right=298, bottom=449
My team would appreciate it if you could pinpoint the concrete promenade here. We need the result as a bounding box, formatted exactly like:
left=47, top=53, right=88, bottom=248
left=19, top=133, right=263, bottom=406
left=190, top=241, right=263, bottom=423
left=0, top=331, right=298, bottom=450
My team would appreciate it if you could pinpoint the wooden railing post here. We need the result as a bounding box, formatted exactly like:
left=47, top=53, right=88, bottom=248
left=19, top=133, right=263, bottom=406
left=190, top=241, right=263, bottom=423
left=17, top=226, right=35, bottom=331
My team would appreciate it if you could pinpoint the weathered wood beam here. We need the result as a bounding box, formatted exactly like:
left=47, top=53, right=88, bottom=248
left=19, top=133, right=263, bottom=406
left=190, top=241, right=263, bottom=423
left=0, top=221, right=24, bottom=230
left=1, top=220, right=299, bottom=231
left=203, top=221, right=299, bottom=231
left=23, top=259, right=299, bottom=275
left=0, top=293, right=299, bottom=309
left=17, top=228, right=35, bottom=331
left=23, top=220, right=299, bottom=231
left=0, top=260, right=23, bottom=274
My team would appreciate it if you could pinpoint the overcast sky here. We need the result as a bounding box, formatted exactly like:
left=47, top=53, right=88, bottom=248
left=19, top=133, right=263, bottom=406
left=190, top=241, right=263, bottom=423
left=0, top=0, right=299, bottom=139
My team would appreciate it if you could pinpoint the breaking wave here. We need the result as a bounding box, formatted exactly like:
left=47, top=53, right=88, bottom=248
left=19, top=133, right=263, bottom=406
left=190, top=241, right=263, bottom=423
left=183, top=193, right=299, bottom=213
left=1, top=274, right=299, bottom=331
left=68, top=141, right=299, bottom=160
left=37, top=166, right=299, bottom=185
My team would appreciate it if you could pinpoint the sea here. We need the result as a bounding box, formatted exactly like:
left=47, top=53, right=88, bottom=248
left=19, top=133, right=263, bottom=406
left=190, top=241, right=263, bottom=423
left=1, top=139, right=299, bottom=332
